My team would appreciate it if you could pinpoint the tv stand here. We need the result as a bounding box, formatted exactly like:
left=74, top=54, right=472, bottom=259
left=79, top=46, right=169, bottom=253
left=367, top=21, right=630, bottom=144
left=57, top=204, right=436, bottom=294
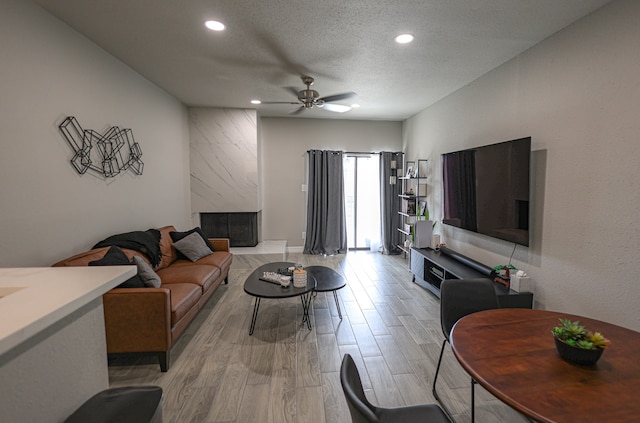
left=410, top=247, right=533, bottom=308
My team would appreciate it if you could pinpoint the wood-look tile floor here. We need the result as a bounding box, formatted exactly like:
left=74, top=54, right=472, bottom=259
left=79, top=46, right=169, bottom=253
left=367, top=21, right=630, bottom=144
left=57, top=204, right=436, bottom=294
left=108, top=252, right=530, bottom=423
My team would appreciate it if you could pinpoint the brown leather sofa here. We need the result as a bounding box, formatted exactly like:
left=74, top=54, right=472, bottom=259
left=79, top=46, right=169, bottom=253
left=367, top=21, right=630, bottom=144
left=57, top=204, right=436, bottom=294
left=53, top=225, right=232, bottom=371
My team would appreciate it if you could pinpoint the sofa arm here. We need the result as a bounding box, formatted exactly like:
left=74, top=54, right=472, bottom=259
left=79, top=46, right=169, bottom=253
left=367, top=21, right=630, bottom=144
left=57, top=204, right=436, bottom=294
left=102, top=288, right=171, bottom=354
left=209, top=238, right=230, bottom=252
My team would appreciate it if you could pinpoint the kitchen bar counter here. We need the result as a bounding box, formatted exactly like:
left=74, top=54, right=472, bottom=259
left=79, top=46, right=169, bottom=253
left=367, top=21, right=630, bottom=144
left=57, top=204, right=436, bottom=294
left=0, top=266, right=135, bottom=422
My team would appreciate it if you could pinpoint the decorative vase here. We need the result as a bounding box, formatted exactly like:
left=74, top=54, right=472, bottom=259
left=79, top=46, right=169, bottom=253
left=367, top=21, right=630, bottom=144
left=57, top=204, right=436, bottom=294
left=553, top=335, right=604, bottom=365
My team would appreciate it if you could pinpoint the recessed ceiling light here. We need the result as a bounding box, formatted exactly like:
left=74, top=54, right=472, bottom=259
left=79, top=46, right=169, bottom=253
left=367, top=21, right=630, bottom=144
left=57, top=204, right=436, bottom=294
left=250, top=100, right=261, bottom=105
left=205, top=20, right=225, bottom=31
left=395, top=33, right=414, bottom=44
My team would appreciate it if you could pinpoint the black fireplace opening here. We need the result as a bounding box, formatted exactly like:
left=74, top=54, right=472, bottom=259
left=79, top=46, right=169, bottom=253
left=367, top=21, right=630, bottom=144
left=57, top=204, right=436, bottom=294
left=200, top=212, right=260, bottom=247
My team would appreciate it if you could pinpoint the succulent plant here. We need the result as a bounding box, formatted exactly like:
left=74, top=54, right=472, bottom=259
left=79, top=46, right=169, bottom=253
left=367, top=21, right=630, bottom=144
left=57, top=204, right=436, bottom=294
left=587, top=332, right=611, bottom=349
left=552, top=318, right=610, bottom=350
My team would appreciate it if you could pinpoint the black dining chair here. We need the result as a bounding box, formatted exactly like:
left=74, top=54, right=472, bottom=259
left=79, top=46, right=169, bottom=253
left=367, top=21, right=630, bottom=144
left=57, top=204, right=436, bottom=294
left=65, top=386, right=163, bottom=423
left=340, top=354, right=451, bottom=423
left=433, top=278, right=500, bottom=423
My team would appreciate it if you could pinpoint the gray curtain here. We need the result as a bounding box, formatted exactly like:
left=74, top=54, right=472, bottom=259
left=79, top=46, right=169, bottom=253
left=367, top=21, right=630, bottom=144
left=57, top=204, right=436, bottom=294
left=380, top=152, right=402, bottom=254
left=304, top=150, right=347, bottom=255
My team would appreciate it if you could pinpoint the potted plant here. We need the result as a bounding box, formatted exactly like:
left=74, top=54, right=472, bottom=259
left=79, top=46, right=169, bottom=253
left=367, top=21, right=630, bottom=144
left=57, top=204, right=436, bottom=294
left=551, top=318, right=610, bottom=365
left=492, top=264, right=516, bottom=288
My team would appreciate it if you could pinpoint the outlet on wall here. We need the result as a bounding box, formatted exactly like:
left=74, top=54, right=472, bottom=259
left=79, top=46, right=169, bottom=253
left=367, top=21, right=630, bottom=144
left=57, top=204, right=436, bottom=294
left=302, top=231, right=306, bottom=240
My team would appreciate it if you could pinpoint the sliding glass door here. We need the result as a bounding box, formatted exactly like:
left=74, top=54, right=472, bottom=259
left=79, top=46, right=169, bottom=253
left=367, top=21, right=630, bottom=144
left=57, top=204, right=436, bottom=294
left=344, top=154, right=381, bottom=250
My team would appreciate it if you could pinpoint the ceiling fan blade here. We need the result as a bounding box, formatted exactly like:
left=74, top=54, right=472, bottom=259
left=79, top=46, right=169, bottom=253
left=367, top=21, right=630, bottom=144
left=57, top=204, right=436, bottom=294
left=259, top=101, right=300, bottom=105
left=251, top=30, right=312, bottom=78
left=320, top=103, right=351, bottom=113
left=285, top=87, right=300, bottom=99
left=320, top=92, right=357, bottom=103
left=289, top=106, right=306, bottom=115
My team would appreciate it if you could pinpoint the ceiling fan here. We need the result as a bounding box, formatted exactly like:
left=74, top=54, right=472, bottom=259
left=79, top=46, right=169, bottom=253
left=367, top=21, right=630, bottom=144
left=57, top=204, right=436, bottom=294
left=261, top=76, right=357, bottom=114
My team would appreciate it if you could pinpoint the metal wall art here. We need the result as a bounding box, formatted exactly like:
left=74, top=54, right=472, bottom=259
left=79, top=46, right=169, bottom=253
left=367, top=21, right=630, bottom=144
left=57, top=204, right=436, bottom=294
left=59, top=116, right=144, bottom=178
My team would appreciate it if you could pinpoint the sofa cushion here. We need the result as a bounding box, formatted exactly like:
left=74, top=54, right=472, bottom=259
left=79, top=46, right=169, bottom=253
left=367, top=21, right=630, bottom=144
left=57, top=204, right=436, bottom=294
left=89, top=246, right=145, bottom=288
left=156, top=226, right=178, bottom=271
left=173, top=232, right=213, bottom=262
left=170, top=227, right=215, bottom=255
left=132, top=255, right=161, bottom=288
left=172, top=251, right=233, bottom=273
left=164, top=283, right=201, bottom=324
left=156, top=265, right=221, bottom=294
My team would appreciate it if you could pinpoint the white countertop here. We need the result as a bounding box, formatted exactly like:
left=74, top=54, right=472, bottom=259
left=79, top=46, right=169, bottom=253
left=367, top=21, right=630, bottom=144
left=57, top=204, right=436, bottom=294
left=0, top=266, right=135, bottom=356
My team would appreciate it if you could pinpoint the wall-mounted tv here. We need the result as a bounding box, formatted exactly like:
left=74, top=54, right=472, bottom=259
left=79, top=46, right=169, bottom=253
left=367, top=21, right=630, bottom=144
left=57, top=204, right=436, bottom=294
left=442, top=137, right=531, bottom=246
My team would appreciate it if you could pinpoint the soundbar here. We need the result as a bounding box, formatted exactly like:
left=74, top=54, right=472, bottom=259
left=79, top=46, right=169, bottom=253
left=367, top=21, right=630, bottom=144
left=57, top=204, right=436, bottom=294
left=438, top=247, right=495, bottom=278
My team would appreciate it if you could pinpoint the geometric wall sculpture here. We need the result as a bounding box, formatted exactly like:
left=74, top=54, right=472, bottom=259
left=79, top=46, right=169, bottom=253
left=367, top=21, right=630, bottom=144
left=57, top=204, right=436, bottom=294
left=59, top=116, right=143, bottom=178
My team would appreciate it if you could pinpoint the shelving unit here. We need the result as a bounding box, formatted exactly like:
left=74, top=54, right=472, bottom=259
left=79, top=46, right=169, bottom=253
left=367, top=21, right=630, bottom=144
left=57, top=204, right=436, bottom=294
left=397, top=159, right=428, bottom=257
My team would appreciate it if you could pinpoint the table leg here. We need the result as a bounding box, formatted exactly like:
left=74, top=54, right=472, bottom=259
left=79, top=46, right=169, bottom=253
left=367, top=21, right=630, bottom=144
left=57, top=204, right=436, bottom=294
left=249, top=297, right=261, bottom=335
left=300, top=292, right=313, bottom=331
left=331, top=290, right=343, bottom=319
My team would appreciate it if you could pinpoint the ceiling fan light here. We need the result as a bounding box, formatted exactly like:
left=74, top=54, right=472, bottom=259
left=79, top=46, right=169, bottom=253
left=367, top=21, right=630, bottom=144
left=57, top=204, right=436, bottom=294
left=205, top=20, right=225, bottom=31
left=395, top=33, right=414, bottom=44
left=321, top=103, right=351, bottom=113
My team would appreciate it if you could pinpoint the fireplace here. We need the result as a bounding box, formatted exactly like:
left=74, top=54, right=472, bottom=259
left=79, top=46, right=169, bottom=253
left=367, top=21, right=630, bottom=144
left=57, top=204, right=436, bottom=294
left=200, top=212, right=260, bottom=247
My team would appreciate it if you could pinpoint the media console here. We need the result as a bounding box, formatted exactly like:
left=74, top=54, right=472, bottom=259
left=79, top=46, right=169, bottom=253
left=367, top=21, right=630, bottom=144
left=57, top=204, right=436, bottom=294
left=410, top=246, right=533, bottom=308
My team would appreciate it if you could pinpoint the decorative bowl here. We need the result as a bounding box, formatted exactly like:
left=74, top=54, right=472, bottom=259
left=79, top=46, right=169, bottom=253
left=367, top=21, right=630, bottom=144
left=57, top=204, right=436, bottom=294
left=553, top=335, right=604, bottom=365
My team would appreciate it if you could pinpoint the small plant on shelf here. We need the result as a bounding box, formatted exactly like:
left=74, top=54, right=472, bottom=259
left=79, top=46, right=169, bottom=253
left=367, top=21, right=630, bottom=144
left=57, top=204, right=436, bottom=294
left=552, top=318, right=610, bottom=350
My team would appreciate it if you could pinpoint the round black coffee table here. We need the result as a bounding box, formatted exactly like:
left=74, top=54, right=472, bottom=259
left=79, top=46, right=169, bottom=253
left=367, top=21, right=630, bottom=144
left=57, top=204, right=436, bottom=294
left=243, top=262, right=316, bottom=335
left=305, top=266, right=347, bottom=319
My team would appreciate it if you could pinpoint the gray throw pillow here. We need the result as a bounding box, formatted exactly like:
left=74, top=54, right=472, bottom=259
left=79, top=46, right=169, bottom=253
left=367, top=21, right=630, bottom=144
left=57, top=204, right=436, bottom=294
left=132, top=255, right=162, bottom=288
left=172, top=232, right=213, bottom=262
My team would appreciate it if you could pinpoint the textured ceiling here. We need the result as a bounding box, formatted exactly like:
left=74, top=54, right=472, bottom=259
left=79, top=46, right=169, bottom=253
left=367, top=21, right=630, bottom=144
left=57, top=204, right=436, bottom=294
left=32, top=0, right=611, bottom=120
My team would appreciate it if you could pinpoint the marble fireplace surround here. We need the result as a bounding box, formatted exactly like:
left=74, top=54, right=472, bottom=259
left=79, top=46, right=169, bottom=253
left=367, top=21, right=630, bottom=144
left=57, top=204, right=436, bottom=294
left=189, top=108, right=259, bottom=215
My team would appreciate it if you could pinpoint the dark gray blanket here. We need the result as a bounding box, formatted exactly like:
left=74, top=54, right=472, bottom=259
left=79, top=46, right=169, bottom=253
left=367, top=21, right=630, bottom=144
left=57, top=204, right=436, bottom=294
left=93, top=229, right=162, bottom=267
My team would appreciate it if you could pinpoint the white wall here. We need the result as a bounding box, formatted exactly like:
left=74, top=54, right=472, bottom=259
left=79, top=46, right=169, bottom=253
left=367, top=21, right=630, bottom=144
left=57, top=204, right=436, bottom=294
left=0, top=1, right=191, bottom=267
left=403, top=0, right=640, bottom=331
left=260, top=118, right=402, bottom=247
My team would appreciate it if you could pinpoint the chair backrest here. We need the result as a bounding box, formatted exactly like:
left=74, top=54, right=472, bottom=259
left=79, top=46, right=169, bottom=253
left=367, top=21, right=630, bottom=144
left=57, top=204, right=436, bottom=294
left=440, top=278, right=499, bottom=340
left=340, top=354, right=379, bottom=423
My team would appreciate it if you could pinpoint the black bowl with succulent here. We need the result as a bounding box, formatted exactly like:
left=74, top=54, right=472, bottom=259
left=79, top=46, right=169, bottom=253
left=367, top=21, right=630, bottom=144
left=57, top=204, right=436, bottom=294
left=551, top=318, right=610, bottom=365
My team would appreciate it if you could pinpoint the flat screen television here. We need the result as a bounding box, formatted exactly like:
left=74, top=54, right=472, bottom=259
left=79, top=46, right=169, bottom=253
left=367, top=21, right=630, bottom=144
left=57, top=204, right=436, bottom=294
left=442, top=137, right=531, bottom=246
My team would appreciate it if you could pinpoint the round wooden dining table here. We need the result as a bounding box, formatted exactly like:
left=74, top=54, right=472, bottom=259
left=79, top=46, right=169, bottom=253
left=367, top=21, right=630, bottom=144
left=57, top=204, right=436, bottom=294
left=450, top=308, right=640, bottom=423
